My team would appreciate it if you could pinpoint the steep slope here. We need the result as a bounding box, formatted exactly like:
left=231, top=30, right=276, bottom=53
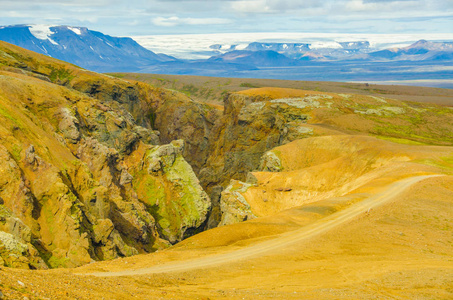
left=219, top=135, right=453, bottom=224
left=0, top=25, right=174, bottom=72
left=196, top=87, right=452, bottom=223
left=0, top=41, right=211, bottom=268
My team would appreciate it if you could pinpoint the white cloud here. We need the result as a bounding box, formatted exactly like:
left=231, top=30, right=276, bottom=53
left=230, top=0, right=323, bottom=14
left=152, top=16, right=231, bottom=27
left=0, top=0, right=452, bottom=35
left=231, top=0, right=273, bottom=13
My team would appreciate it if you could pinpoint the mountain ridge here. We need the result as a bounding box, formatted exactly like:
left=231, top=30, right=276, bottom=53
left=0, top=24, right=175, bottom=72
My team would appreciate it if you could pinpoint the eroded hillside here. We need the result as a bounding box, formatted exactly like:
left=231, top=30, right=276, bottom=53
left=1, top=40, right=453, bottom=273
left=193, top=86, right=453, bottom=226
left=0, top=41, right=213, bottom=268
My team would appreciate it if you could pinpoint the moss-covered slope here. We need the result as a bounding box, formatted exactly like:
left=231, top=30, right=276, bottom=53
left=0, top=41, right=211, bottom=269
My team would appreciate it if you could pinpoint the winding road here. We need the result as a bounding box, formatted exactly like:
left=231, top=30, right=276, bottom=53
left=86, top=174, right=439, bottom=277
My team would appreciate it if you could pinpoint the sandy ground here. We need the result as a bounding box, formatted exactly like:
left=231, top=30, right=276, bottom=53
left=85, top=175, right=438, bottom=277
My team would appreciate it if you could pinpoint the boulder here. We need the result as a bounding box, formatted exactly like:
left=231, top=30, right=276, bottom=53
left=219, top=180, right=256, bottom=226
left=0, top=231, right=30, bottom=269
left=134, top=140, right=211, bottom=243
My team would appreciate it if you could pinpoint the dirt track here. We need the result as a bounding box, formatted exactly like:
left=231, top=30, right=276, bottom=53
left=86, top=175, right=439, bottom=277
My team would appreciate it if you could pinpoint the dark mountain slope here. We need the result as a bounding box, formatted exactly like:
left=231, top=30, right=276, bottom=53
left=0, top=25, right=175, bottom=72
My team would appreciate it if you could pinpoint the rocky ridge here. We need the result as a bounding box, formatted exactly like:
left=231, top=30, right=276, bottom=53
left=0, top=41, right=210, bottom=268
left=195, top=87, right=453, bottom=226
left=0, top=25, right=174, bottom=72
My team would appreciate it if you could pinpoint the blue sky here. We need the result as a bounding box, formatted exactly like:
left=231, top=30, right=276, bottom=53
left=1, top=0, right=452, bottom=36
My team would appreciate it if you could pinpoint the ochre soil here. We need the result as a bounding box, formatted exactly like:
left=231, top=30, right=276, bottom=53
left=1, top=174, right=452, bottom=299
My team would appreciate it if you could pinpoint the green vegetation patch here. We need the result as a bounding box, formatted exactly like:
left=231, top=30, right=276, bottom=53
left=48, top=67, right=74, bottom=85
left=375, top=136, right=427, bottom=145
left=416, top=158, right=453, bottom=173
left=10, top=144, right=23, bottom=161
left=373, top=124, right=444, bottom=145
left=0, top=205, right=12, bottom=222
left=47, top=255, right=71, bottom=268
left=240, top=82, right=260, bottom=88
left=133, top=171, right=166, bottom=208
left=0, top=104, right=24, bottom=130
left=441, top=155, right=453, bottom=167
left=181, top=84, right=199, bottom=96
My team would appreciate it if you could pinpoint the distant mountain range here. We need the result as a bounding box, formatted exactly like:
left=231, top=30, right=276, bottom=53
left=211, top=41, right=372, bottom=60
left=208, top=50, right=301, bottom=67
left=209, top=40, right=453, bottom=62
left=365, top=39, right=453, bottom=61
left=1, top=25, right=452, bottom=87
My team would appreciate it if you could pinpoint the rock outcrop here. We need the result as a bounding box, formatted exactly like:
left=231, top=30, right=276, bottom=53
left=0, top=41, right=211, bottom=268
left=152, top=91, right=222, bottom=174
left=199, top=90, right=320, bottom=226
left=219, top=180, right=256, bottom=226
left=133, top=140, right=211, bottom=243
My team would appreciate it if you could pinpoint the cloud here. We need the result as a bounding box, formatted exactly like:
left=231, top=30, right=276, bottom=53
left=230, top=0, right=323, bottom=14
left=152, top=16, right=231, bottom=27
left=229, top=0, right=453, bottom=17
left=363, top=0, right=415, bottom=2
left=231, top=0, right=273, bottom=13
left=0, top=0, right=452, bottom=35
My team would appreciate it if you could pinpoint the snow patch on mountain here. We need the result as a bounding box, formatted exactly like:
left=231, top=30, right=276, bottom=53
left=68, top=26, right=82, bottom=35
left=29, top=25, right=55, bottom=40
left=0, top=24, right=170, bottom=72
left=235, top=44, right=248, bottom=50
left=133, top=32, right=453, bottom=59
left=309, top=42, right=342, bottom=49
left=48, top=38, right=59, bottom=46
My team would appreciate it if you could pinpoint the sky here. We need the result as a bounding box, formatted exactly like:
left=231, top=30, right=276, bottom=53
left=1, top=0, right=452, bottom=36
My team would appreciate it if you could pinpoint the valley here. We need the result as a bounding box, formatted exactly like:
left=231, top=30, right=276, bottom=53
left=0, top=40, right=453, bottom=299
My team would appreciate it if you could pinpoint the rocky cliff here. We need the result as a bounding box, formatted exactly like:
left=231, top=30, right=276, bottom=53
left=197, top=87, right=453, bottom=227
left=0, top=41, right=210, bottom=268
